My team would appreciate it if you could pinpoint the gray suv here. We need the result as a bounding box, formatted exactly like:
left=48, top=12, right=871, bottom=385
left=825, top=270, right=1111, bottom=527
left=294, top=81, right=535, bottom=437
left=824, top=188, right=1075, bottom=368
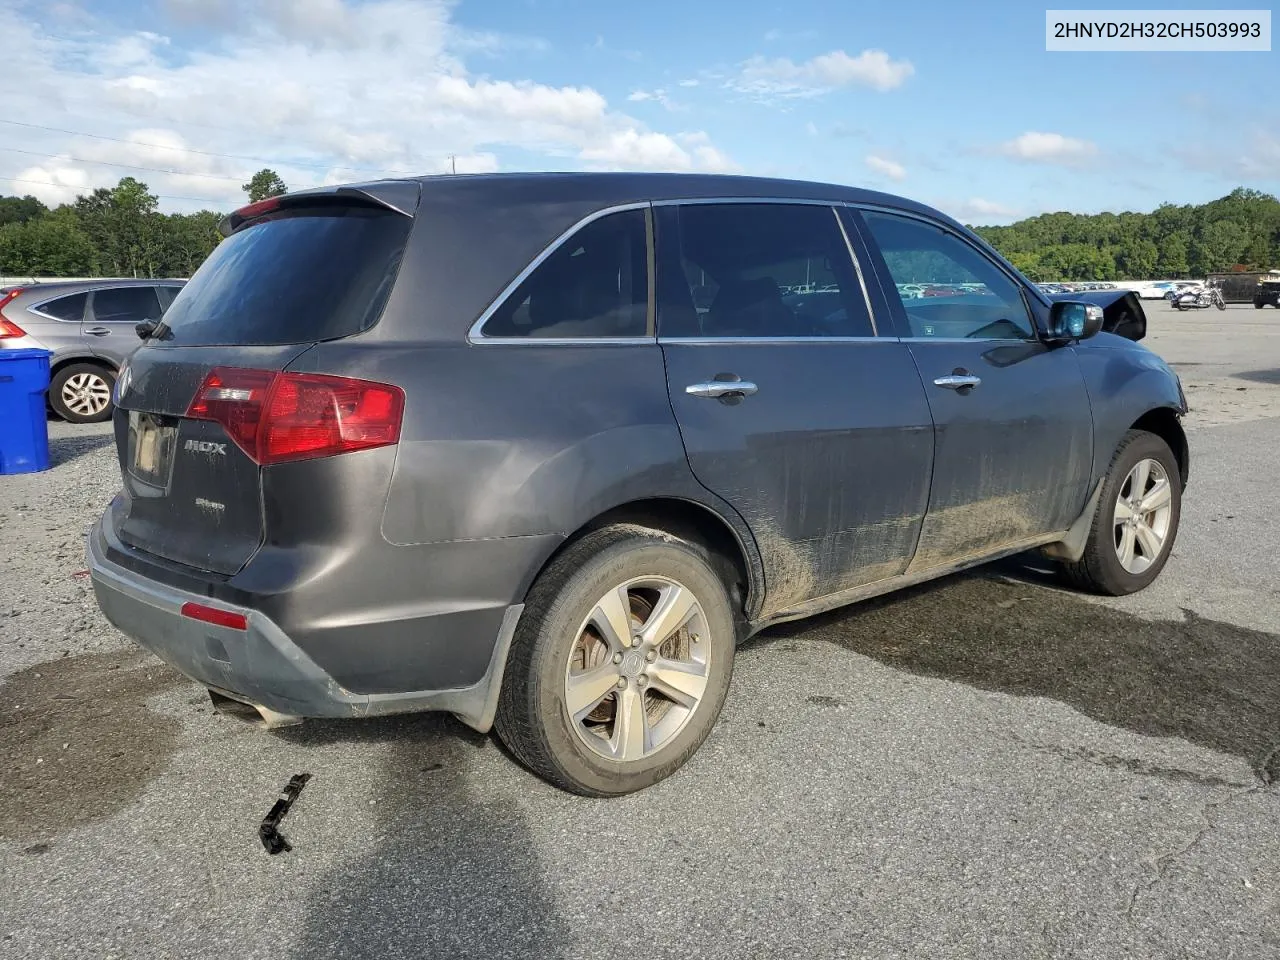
left=0, top=278, right=184, bottom=422
left=87, top=174, right=1188, bottom=795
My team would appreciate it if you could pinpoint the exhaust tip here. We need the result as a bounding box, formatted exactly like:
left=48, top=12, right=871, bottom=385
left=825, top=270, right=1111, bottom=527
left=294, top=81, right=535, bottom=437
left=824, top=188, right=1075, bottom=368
left=208, top=689, right=304, bottom=729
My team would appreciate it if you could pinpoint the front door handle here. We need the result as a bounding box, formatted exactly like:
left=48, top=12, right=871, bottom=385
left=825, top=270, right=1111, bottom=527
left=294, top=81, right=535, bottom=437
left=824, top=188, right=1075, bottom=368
left=686, top=380, right=758, bottom=399
left=84, top=326, right=112, bottom=336
left=933, top=374, right=981, bottom=391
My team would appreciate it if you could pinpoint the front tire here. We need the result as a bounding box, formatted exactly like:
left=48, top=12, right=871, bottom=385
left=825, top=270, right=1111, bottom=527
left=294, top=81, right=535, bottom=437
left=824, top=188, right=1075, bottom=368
left=1062, top=430, right=1182, bottom=596
left=49, top=363, right=115, bottom=423
left=495, top=525, right=736, bottom=796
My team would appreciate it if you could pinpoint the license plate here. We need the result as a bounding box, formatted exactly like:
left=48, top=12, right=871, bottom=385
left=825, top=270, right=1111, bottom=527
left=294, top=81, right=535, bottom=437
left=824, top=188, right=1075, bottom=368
left=127, top=411, right=177, bottom=488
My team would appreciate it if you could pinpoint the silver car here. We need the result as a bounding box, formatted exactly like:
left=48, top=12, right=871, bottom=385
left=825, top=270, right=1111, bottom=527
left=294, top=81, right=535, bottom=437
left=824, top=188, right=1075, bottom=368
left=0, top=278, right=184, bottom=422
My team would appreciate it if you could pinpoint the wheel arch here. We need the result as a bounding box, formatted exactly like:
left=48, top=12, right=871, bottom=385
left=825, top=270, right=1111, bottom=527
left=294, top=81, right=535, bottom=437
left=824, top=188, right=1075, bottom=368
left=523, top=497, right=764, bottom=635
left=1130, top=407, right=1188, bottom=489
left=50, top=353, right=117, bottom=378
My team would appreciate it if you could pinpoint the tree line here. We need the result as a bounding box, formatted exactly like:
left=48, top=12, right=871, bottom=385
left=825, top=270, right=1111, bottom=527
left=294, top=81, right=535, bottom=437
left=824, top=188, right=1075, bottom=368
left=2, top=173, right=1277, bottom=283
left=0, top=169, right=287, bottom=279
left=974, top=187, right=1280, bottom=282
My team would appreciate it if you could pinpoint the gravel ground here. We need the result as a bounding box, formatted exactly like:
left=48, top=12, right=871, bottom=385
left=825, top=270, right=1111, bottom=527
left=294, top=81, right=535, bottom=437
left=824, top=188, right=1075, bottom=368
left=2, top=302, right=1278, bottom=959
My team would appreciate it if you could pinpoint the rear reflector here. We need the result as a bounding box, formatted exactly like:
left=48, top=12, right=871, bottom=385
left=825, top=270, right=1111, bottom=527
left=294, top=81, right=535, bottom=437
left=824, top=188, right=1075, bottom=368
left=186, top=367, right=404, bottom=465
left=181, top=602, right=248, bottom=631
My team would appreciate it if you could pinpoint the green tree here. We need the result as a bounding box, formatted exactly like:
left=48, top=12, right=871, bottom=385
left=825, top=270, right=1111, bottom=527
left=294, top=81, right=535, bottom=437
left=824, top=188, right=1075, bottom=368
left=0, top=208, right=97, bottom=275
left=160, top=211, right=222, bottom=277
left=242, top=169, right=287, bottom=203
left=0, top=195, right=48, bottom=227
left=73, top=177, right=166, bottom=276
left=1118, top=239, right=1159, bottom=279
left=1158, top=233, right=1190, bottom=276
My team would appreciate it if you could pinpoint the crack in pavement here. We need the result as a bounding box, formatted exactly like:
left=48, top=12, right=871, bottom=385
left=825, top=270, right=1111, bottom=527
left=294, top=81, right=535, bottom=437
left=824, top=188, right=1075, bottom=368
left=1123, top=784, right=1278, bottom=923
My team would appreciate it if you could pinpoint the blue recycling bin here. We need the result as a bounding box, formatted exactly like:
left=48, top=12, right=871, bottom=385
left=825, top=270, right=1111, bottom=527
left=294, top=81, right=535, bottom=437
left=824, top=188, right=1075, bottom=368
left=0, top=348, right=53, bottom=474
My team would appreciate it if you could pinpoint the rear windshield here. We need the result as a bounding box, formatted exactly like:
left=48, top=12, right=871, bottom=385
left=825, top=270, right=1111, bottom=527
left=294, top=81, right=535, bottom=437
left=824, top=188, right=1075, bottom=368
left=158, top=206, right=411, bottom=346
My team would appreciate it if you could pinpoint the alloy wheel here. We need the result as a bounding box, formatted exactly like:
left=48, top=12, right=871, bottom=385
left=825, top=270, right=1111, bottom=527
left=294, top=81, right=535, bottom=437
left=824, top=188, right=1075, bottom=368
left=61, top=372, right=112, bottom=417
left=1113, top=458, right=1173, bottom=575
left=564, top=576, right=711, bottom=763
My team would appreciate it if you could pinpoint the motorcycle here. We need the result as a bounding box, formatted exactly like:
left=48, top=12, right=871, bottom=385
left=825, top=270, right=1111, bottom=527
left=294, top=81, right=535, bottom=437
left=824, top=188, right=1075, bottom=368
left=1172, top=282, right=1226, bottom=311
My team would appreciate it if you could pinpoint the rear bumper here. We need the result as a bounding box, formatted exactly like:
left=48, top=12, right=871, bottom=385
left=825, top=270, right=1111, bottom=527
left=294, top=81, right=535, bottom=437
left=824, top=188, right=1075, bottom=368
left=87, top=518, right=525, bottom=731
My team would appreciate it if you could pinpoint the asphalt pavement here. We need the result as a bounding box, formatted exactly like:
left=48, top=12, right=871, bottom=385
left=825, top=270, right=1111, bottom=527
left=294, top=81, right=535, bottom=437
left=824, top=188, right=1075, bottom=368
left=1, top=301, right=1278, bottom=959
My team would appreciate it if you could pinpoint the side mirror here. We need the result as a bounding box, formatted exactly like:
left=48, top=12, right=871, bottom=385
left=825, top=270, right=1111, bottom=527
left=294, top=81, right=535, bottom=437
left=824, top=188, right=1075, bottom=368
left=136, top=319, right=159, bottom=340
left=1048, top=301, right=1104, bottom=341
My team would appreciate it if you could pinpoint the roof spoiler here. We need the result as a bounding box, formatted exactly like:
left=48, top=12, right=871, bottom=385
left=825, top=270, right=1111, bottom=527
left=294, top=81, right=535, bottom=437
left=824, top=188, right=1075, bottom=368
left=218, top=179, right=421, bottom=237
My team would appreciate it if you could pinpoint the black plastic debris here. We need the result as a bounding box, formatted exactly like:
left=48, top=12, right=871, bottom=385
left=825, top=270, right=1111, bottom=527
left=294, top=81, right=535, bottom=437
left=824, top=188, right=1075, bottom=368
left=259, top=773, right=311, bottom=855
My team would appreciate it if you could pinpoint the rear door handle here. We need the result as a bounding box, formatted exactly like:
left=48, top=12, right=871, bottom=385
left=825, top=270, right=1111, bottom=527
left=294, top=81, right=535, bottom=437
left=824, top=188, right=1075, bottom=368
left=933, top=374, right=981, bottom=390
left=686, top=380, right=758, bottom=399
left=84, top=327, right=112, bottom=336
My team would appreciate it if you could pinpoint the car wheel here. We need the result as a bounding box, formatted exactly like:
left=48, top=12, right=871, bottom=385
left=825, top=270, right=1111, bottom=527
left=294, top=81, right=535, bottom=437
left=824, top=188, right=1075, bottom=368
left=495, top=524, right=736, bottom=796
left=50, top=363, right=115, bottom=423
left=1061, top=430, right=1181, bottom=596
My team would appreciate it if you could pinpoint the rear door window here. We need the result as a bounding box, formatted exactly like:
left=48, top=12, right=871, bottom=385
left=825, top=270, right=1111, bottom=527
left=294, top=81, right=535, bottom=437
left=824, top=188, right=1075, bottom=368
left=34, top=292, right=87, bottom=322
left=480, top=209, right=649, bottom=339
left=159, top=206, right=411, bottom=346
left=92, top=286, right=163, bottom=325
left=656, top=203, right=874, bottom=339
left=156, top=285, right=182, bottom=311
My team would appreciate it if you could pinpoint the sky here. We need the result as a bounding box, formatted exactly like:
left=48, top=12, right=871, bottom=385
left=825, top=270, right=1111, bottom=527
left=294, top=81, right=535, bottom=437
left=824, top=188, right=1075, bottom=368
left=0, top=0, right=1276, bottom=224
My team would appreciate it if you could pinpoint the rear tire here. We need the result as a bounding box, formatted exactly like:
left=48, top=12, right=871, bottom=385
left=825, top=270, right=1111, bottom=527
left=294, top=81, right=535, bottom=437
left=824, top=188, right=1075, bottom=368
left=495, top=524, right=736, bottom=796
left=50, top=363, right=115, bottom=423
left=1061, top=430, right=1181, bottom=596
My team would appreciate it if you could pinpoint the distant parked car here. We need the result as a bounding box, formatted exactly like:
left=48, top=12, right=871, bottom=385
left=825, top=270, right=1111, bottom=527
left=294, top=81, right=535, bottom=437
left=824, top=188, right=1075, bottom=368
left=0, top=278, right=185, bottom=422
left=1253, top=276, right=1280, bottom=308
left=87, top=173, right=1189, bottom=795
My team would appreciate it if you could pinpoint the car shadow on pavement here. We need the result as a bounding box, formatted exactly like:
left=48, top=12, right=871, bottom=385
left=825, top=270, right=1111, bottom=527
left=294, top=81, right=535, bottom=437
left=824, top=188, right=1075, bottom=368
left=46, top=432, right=115, bottom=468
left=278, top=714, right=570, bottom=960
left=751, top=561, right=1280, bottom=785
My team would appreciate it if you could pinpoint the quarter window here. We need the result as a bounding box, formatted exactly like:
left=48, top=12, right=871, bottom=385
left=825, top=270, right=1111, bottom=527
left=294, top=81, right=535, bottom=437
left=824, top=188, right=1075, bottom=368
left=657, top=203, right=873, bottom=338
left=861, top=211, right=1035, bottom=340
left=92, top=286, right=163, bottom=325
left=35, top=292, right=87, bottom=322
left=481, top=209, right=648, bottom=339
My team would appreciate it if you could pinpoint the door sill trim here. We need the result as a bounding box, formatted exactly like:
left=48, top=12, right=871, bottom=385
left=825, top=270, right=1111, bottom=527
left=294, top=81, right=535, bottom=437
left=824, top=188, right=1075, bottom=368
left=752, top=531, right=1064, bottom=632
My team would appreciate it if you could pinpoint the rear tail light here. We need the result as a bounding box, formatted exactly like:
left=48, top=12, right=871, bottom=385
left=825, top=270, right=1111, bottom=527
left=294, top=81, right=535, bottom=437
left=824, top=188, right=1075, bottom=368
left=185, top=367, right=404, bottom=465
left=0, top=288, right=26, bottom=338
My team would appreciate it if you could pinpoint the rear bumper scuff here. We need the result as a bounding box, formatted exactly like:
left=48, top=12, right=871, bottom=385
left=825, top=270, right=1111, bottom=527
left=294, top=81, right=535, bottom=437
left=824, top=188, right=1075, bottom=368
left=87, top=519, right=523, bottom=732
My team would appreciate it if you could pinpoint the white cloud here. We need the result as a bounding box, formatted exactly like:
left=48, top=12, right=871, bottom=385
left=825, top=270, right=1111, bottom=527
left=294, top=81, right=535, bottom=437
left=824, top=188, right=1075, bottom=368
left=1176, top=130, right=1280, bottom=182
left=0, top=0, right=733, bottom=210
left=997, top=131, right=1098, bottom=167
left=943, top=198, right=1022, bottom=222
left=627, top=88, right=682, bottom=111
left=580, top=130, right=739, bottom=173
left=731, top=48, right=913, bottom=99
left=864, top=154, right=906, bottom=181
left=678, top=78, right=699, bottom=88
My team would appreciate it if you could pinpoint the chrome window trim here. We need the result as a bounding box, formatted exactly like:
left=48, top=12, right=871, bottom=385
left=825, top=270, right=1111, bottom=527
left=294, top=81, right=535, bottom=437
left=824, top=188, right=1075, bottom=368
left=898, top=337, right=1031, bottom=344
left=465, top=336, right=655, bottom=346
left=29, top=292, right=90, bottom=324
left=832, top=206, right=878, bottom=336
left=466, top=201, right=655, bottom=345
left=650, top=196, right=842, bottom=208
left=658, top=336, right=894, bottom=345
left=30, top=282, right=177, bottom=324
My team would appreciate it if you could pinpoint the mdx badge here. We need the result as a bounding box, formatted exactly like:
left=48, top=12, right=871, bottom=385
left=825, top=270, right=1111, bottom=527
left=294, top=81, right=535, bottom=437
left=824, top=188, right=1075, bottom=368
left=185, top=440, right=227, bottom=455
